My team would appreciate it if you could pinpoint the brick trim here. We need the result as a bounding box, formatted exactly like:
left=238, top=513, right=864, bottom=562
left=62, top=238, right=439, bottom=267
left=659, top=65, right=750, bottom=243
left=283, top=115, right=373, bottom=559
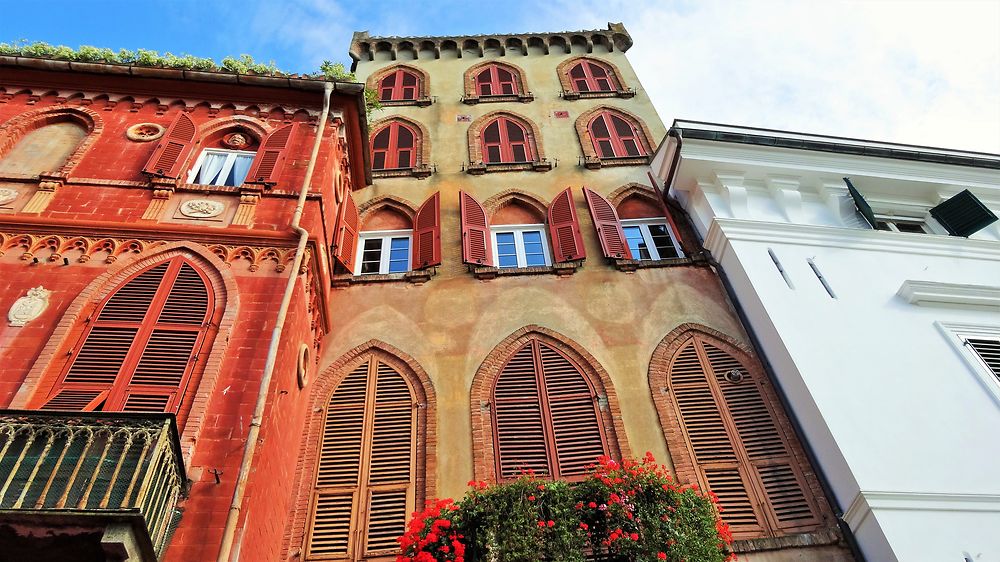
left=283, top=340, right=438, bottom=558
left=463, top=60, right=530, bottom=98
left=196, top=114, right=270, bottom=145
left=574, top=105, right=655, bottom=162
left=647, top=323, right=836, bottom=537
left=357, top=193, right=418, bottom=228
left=10, top=241, right=239, bottom=465
left=368, top=116, right=430, bottom=169
left=555, top=56, right=629, bottom=95
left=466, top=110, right=546, bottom=165
left=469, top=325, right=630, bottom=482
left=482, top=188, right=548, bottom=223
left=366, top=64, right=431, bottom=101
left=608, top=182, right=657, bottom=207
left=0, top=106, right=103, bottom=176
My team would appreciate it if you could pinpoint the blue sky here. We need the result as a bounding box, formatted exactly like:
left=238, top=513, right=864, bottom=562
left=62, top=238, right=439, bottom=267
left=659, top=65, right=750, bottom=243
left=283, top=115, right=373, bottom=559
left=3, top=0, right=999, bottom=152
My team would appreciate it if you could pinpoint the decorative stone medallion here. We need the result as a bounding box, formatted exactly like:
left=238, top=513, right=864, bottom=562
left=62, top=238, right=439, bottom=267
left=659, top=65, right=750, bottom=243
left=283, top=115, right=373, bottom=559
left=180, top=199, right=226, bottom=219
left=0, top=187, right=20, bottom=205
left=8, top=286, right=51, bottom=327
left=223, top=132, right=251, bottom=149
left=297, top=343, right=311, bottom=389
left=126, top=123, right=166, bottom=142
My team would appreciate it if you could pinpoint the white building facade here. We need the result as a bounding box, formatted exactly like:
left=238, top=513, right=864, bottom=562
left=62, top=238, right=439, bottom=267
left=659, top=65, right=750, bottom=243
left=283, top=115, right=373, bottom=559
left=652, top=122, right=1000, bottom=562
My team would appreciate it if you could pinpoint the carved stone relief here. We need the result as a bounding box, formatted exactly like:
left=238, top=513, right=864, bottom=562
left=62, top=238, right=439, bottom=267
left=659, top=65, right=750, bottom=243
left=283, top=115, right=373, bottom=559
left=8, top=286, right=51, bottom=327
left=179, top=199, right=226, bottom=219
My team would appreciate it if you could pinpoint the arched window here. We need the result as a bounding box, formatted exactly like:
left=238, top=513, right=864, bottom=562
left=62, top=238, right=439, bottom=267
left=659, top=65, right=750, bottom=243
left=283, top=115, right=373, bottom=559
left=589, top=111, right=646, bottom=158
left=371, top=121, right=417, bottom=171
left=492, top=338, right=608, bottom=479
left=474, top=63, right=520, bottom=96
left=568, top=59, right=619, bottom=92
left=378, top=68, right=420, bottom=102
left=305, top=354, right=418, bottom=560
left=663, top=333, right=820, bottom=538
left=0, top=121, right=87, bottom=175
left=481, top=116, right=533, bottom=164
left=38, top=256, right=217, bottom=415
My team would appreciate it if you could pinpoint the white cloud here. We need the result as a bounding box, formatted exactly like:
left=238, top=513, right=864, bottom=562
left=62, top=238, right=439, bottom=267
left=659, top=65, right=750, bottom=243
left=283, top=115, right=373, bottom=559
left=541, top=0, right=1000, bottom=152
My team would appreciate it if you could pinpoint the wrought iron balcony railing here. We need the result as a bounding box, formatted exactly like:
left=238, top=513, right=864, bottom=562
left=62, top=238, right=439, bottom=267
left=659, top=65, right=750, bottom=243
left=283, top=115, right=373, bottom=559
left=0, top=410, right=185, bottom=559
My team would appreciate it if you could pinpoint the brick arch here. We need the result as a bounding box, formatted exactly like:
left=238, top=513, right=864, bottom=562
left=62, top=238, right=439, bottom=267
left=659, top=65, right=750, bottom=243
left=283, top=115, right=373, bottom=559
left=196, top=114, right=270, bottom=145
left=463, top=60, right=530, bottom=97
left=0, top=106, right=103, bottom=175
left=575, top=105, right=655, bottom=161
left=608, top=182, right=657, bottom=207
left=10, top=241, right=239, bottom=463
left=284, top=339, right=437, bottom=557
left=466, top=110, right=545, bottom=163
left=368, top=115, right=430, bottom=167
left=366, top=63, right=431, bottom=100
left=483, top=188, right=548, bottom=223
left=358, top=193, right=418, bottom=229
left=647, top=323, right=831, bottom=538
left=470, top=325, right=630, bottom=481
left=556, top=56, right=629, bottom=94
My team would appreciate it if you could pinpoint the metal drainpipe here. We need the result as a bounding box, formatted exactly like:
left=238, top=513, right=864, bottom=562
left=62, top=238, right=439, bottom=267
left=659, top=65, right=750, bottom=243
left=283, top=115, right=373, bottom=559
left=660, top=127, right=868, bottom=562
left=216, top=81, right=335, bottom=562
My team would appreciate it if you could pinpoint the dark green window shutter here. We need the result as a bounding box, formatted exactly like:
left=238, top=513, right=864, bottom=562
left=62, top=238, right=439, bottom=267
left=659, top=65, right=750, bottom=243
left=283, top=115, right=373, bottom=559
left=843, top=177, right=877, bottom=230
left=929, top=189, right=998, bottom=237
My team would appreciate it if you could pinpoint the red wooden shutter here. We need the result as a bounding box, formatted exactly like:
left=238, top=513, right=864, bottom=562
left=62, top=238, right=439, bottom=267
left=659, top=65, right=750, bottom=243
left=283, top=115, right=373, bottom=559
left=142, top=112, right=198, bottom=178
left=333, top=194, right=360, bottom=273
left=412, top=192, right=441, bottom=269
left=460, top=191, right=493, bottom=266
left=583, top=187, right=632, bottom=259
left=648, top=171, right=686, bottom=255
left=668, top=337, right=819, bottom=538
left=246, top=123, right=297, bottom=186
left=547, top=187, right=586, bottom=263
left=39, top=258, right=214, bottom=416
left=493, top=339, right=609, bottom=480
left=307, top=357, right=415, bottom=559
left=538, top=342, right=606, bottom=477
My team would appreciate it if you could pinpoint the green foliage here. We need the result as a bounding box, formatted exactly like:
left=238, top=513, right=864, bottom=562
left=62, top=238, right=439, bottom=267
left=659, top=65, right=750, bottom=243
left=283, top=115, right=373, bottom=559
left=0, top=41, right=385, bottom=121
left=399, top=454, right=736, bottom=562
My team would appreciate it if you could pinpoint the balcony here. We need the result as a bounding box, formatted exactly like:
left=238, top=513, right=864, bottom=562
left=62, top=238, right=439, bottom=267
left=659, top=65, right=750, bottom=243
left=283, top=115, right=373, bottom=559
left=0, top=411, right=185, bottom=562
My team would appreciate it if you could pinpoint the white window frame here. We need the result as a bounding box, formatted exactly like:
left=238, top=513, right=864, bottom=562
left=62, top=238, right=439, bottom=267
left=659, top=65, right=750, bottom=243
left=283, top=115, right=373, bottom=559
left=490, top=224, right=551, bottom=269
left=355, top=229, right=412, bottom=275
left=619, top=218, right=684, bottom=261
left=936, top=321, right=1000, bottom=408
left=186, top=148, right=257, bottom=186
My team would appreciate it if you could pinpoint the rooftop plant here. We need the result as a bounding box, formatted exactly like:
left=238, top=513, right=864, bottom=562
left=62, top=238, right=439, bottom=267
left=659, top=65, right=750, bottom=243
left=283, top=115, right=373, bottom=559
left=398, top=453, right=736, bottom=562
left=0, top=41, right=381, bottom=114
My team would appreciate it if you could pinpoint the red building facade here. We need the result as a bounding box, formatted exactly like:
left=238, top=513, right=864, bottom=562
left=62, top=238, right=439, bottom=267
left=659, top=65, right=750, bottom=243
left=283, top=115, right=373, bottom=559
left=0, top=57, right=367, bottom=561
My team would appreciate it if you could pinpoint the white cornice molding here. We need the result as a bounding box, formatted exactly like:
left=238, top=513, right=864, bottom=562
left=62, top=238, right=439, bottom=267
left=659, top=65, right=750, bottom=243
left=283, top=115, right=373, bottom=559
left=898, top=281, right=1000, bottom=309
left=844, top=490, right=1000, bottom=532
left=704, top=218, right=1000, bottom=262
left=681, top=140, right=1000, bottom=191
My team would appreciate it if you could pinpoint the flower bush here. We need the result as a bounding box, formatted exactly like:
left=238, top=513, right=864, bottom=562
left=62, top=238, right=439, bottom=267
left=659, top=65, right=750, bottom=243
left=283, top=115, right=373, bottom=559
left=398, top=454, right=735, bottom=562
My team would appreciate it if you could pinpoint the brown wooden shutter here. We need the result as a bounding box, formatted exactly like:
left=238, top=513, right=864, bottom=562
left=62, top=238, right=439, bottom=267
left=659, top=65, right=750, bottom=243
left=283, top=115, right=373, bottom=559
left=494, top=343, right=551, bottom=479
left=583, top=187, right=632, bottom=259
left=412, top=192, right=441, bottom=269
left=493, top=339, right=609, bottom=480
left=538, top=342, right=606, bottom=477
left=460, top=191, right=493, bottom=266
left=39, top=257, right=214, bottom=416
left=307, top=356, right=416, bottom=560
left=668, top=336, right=819, bottom=538
left=142, top=112, right=198, bottom=178
left=245, top=123, right=297, bottom=186
left=547, top=187, right=587, bottom=263
left=333, top=194, right=360, bottom=274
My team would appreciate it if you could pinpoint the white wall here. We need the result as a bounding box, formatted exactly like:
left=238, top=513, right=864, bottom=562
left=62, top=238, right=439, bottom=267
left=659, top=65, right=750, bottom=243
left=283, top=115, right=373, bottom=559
left=660, top=135, right=1000, bottom=562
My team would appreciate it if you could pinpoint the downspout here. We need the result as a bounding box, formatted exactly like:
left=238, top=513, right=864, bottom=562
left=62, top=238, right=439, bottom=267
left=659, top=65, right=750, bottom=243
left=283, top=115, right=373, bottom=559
left=216, top=81, right=335, bottom=562
left=661, top=127, right=868, bottom=562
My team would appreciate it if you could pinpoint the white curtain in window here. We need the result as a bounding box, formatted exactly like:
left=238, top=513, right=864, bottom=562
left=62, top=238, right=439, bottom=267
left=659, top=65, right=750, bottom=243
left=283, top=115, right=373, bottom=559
left=196, top=152, right=228, bottom=185
left=230, top=153, right=255, bottom=186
